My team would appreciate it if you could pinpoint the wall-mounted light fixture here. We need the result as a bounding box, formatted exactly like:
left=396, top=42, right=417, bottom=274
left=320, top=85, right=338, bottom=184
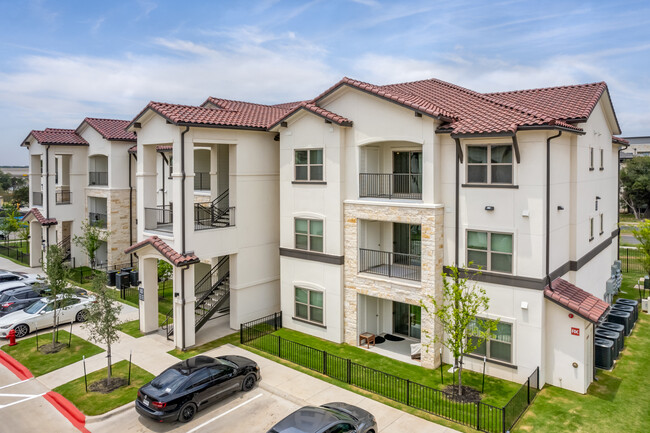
left=557, top=205, right=564, bottom=211
left=485, top=206, right=494, bottom=211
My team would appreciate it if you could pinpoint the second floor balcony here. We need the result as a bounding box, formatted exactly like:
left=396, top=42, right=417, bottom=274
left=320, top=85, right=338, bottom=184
left=89, top=171, right=108, bottom=186
left=359, top=173, right=422, bottom=200
left=56, top=191, right=71, bottom=205
left=144, top=205, right=173, bottom=233
left=359, top=248, right=421, bottom=282
left=89, top=212, right=107, bottom=228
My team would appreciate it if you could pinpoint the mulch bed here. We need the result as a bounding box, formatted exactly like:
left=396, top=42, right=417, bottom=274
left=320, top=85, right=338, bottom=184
left=89, top=377, right=128, bottom=394
left=444, top=385, right=482, bottom=403
left=38, top=342, right=68, bottom=354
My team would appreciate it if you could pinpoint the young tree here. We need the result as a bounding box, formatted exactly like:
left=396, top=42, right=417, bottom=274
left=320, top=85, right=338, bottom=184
left=84, top=272, right=123, bottom=383
left=421, top=265, right=497, bottom=396
left=632, top=220, right=650, bottom=278
left=0, top=203, right=21, bottom=240
left=41, top=245, right=74, bottom=347
left=620, top=156, right=650, bottom=219
left=158, top=260, right=173, bottom=296
left=73, top=220, right=109, bottom=269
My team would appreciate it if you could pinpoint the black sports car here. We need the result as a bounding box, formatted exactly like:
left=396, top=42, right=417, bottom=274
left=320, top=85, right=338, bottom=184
left=135, top=355, right=260, bottom=423
left=268, top=402, right=377, bottom=433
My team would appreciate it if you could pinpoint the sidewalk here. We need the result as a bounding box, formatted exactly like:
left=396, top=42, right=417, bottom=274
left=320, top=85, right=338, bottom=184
left=0, top=255, right=43, bottom=275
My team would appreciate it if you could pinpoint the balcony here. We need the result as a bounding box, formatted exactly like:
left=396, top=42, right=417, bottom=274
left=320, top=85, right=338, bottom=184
left=194, top=172, right=210, bottom=191
left=89, top=171, right=108, bottom=186
left=144, top=205, right=173, bottom=233
left=359, top=248, right=421, bottom=281
left=89, top=212, right=107, bottom=228
left=56, top=191, right=71, bottom=205
left=359, top=173, right=422, bottom=200
left=32, top=191, right=43, bottom=206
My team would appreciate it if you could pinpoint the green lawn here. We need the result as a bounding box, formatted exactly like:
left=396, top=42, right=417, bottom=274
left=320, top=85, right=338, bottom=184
left=168, top=332, right=240, bottom=360
left=514, top=274, right=650, bottom=432
left=118, top=314, right=168, bottom=338
left=54, top=360, right=155, bottom=416
left=1, top=330, right=104, bottom=376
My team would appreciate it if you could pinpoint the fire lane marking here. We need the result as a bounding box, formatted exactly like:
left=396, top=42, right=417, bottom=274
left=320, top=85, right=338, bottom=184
left=0, top=392, right=45, bottom=409
left=0, top=378, right=32, bottom=391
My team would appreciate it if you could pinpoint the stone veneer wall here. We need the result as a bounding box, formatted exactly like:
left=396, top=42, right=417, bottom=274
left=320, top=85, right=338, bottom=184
left=86, top=188, right=135, bottom=267
left=344, top=202, right=444, bottom=368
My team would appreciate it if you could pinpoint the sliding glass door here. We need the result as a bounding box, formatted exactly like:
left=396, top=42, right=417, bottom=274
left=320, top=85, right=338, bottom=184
left=393, top=301, right=421, bottom=339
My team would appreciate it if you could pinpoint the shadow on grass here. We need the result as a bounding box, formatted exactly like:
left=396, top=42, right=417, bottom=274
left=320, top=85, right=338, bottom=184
left=588, top=374, right=622, bottom=401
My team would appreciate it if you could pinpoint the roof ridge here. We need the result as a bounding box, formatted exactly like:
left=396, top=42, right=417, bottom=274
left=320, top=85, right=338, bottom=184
left=151, top=101, right=239, bottom=113
left=85, top=117, right=131, bottom=123
left=485, top=81, right=606, bottom=96
left=206, top=97, right=291, bottom=110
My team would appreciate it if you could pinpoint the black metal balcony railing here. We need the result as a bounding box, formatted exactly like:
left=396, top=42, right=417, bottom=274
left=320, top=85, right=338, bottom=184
left=194, top=204, right=235, bottom=231
left=194, top=172, right=210, bottom=191
left=89, top=171, right=108, bottom=186
left=32, top=191, right=43, bottom=206
left=144, top=205, right=173, bottom=232
left=359, top=173, right=422, bottom=200
left=56, top=191, right=72, bottom=205
left=89, top=212, right=107, bottom=228
left=358, top=248, right=421, bottom=281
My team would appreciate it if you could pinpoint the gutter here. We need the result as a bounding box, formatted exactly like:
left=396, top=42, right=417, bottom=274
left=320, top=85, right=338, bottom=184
left=180, top=126, right=190, bottom=351
left=546, top=131, right=562, bottom=287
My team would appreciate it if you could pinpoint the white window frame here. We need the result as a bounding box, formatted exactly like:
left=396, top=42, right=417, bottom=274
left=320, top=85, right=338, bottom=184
left=466, top=230, right=513, bottom=274
left=600, top=213, right=604, bottom=236
left=294, top=286, right=324, bottom=325
left=600, top=148, right=604, bottom=171
left=466, top=144, right=514, bottom=185
left=294, top=148, right=324, bottom=182
left=589, top=147, right=594, bottom=171
left=294, top=218, right=324, bottom=252
left=468, top=317, right=514, bottom=364
left=589, top=217, right=594, bottom=241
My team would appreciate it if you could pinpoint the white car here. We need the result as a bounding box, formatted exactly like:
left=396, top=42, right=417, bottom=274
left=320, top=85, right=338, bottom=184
left=0, top=294, right=95, bottom=338
left=0, top=281, right=28, bottom=294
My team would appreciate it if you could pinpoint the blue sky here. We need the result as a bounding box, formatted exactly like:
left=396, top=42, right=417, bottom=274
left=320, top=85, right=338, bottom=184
left=1, top=0, right=649, bottom=165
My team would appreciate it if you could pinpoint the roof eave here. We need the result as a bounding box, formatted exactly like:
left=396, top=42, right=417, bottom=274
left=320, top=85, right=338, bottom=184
left=268, top=106, right=352, bottom=131
left=544, top=293, right=609, bottom=324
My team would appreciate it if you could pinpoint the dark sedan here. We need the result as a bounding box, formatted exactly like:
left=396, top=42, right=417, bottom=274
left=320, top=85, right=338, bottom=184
left=268, top=402, right=377, bottom=433
left=0, top=287, right=41, bottom=317
left=135, top=355, right=260, bottom=423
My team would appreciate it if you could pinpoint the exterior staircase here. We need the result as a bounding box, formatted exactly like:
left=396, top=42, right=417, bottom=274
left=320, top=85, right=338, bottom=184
left=194, top=189, right=234, bottom=230
left=57, top=235, right=71, bottom=262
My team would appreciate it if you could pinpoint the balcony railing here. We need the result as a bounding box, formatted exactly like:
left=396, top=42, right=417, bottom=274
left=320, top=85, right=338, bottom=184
left=194, top=172, right=210, bottom=191
left=144, top=205, right=173, bottom=232
left=194, top=204, right=235, bottom=231
left=89, top=171, right=108, bottom=186
left=89, top=212, right=107, bottom=228
left=56, top=191, right=72, bottom=205
left=32, top=191, right=43, bottom=206
left=359, top=173, right=422, bottom=200
left=358, top=248, right=421, bottom=281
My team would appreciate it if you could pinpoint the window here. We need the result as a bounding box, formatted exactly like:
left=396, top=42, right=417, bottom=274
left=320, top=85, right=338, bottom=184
left=467, top=231, right=513, bottom=273
left=600, top=213, right=604, bottom=235
left=600, top=148, right=604, bottom=170
left=295, top=218, right=323, bottom=252
left=589, top=217, right=594, bottom=241
left=324, top=424, right=356, bottom=433
left=469, top=319, right=513, bottom=363
left=589, top=147, right=594, bottom=170
left=295, top=287, right=324, bottom=324
left=295, top=149, right=323, bottom=181
left=467, top=145, right=513, bottom=184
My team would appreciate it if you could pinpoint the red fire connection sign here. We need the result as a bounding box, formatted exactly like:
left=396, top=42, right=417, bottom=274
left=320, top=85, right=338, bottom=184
left=571, top=327, right=580, bottom=336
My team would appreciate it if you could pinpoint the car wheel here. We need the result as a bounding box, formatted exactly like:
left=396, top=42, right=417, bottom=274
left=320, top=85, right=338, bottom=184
left=75, top=309, right=88, bottom=323
left=178, top=402, right=197, bottom=423
left=14, top=324, right=29, bottom=338
left=242, top=373, right=257, bottom=391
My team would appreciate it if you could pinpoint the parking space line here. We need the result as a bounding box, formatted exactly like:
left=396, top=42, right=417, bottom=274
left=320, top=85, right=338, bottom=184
left=0, top=378, right=32, bottom=390
left=187, top=393, right=263, bottom=433
left=0, top=392, right=45, bottom=410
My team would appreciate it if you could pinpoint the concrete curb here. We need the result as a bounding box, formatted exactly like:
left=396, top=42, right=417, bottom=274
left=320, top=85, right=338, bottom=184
left=0, top=349, right=34, bottom=380
left=85, top=401, right=134, bottom=424
left=258, top=380, right=308, bottom=407
left=43, top=391, right=90, bottom=433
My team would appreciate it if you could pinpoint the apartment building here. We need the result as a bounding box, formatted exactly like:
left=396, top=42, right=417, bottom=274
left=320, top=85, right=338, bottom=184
left=21, top=118, right=136, bottom=269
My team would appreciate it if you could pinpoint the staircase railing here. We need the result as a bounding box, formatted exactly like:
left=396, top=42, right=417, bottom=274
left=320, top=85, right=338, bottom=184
left=195, top=271, right=230, bottom=331
left=57, top=235, right=71, bottom=261
left=194, top=189, right=235, bottom=231
left=162, top=308, right=173, bottom=340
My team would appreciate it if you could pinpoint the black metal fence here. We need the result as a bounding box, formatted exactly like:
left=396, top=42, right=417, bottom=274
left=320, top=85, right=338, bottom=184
left=0, top=239, right=29, bottom=265
left=194, top=172, right=210, bottom=190
left=89, top=171, right=108, bottom=186
left=358, top=248, right=421, bottom=281
left=241, top=313, right=540, bottom=433
left=359, top=173, right=422, bottom=200
left=620, top=247, right=643, bottom=272
left=56, top=191, right=72, bottom=204
left=144, top=206, right=173, bottom=232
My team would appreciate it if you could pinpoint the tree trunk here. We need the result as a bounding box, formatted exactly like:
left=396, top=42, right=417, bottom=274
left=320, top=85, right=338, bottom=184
left=51, top=310, right=57, bottom=346
left=458, top=357, right=463, bottom=395
left=107, top=343, right=112, bottom=383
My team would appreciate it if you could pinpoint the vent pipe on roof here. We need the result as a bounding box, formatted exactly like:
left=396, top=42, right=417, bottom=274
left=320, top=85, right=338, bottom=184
left=546, top=131, right=562, bottom=290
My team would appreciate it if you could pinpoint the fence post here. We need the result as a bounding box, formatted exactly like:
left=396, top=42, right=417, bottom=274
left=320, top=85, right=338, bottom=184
left=476, top=402, right=480, bottom=430
left=240, top=323, right=243, bottom=344
left=323, top=351, right=327, bottom=376
left=278, top=336, right=282, bottom=358
left=536, top=366, right=540, bottom=390
left=502, top=407, right=506, bottom=433
left=527, top=376, right=530, bottom=404
left=347, top=359, right=352, bottom=384
left=406, top=379, right=410, bottom=406
left=274, top=312, right=278, bottom=331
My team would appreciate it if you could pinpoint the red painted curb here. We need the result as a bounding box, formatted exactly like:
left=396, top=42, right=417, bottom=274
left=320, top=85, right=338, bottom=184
left=0, top=350, right=33, bottom=380
left=44, top=391, right=90, bottom=433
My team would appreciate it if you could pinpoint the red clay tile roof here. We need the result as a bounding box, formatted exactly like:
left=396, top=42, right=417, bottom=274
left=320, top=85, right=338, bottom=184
left=612, top=136, right=629, bottom=145
left=544, top=278, right=610, bottom=323
left=80, top=118, right=136, bottom=142
left=22, top=128, right=88, bottom=146
left=124, top=236, right=199, bottom=267
left=269, top=101, right=352, bottom=129
left=128, top=144, right=172, bottom=154
left=22, top=208, right=57, bottom=226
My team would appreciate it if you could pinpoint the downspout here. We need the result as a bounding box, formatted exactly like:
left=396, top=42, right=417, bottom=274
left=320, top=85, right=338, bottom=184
left=453, top=138, right=462, bottom=267
left=546, top=131, right=562, bottom=287
left=180, top=126, right=190, bottom=351
left=617, top=142, right=629, bottom=260
left=128, top=152, right=134, bottom=267
left=161, top=152, right=166, bottom=208
left=45, top=145, right=51, bottom=247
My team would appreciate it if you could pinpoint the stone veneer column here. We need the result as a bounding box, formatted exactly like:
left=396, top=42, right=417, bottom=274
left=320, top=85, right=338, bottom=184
left=343, top=202, right=444, bottom=369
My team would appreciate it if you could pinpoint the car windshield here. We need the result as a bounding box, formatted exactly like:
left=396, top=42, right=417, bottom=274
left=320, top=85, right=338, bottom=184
left=217, top=358, right=238, bottom=369
left=24, top=300, right=46, bottom=314
left=150, top=369, right=187, bottom=393
left=0, top=293, right=12, bottom=303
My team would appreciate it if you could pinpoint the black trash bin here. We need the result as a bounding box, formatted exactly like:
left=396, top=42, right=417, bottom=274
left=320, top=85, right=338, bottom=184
left=116, top=272, right=130, bottom=291
left=607, top=310, right=632, bottom=336
left=595, top=337, right=614, bottom=370
left=121, top=267, right=133, bottom=275
left=600, top=322, right=626, bottom=348
left=611, top=304, right=636, bottom=328
left=129, top=270, right=139, bottom=287
left=595, top=328, right=621, bottom=358
left=615, top=299, right=639, bottom=322
left=106, top=270, right=117, bottom=287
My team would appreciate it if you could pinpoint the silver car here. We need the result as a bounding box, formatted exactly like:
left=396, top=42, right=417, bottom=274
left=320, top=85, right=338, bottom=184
left=268, top=403, right=377, bottom=433
left=0, top=294, right=95, bottom=338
